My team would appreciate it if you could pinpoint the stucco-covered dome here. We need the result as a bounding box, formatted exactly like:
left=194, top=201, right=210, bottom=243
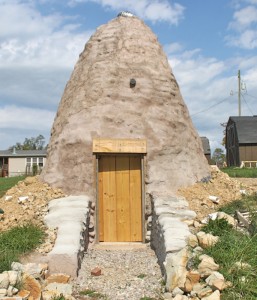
left=41, top=15, right=209, bottom=197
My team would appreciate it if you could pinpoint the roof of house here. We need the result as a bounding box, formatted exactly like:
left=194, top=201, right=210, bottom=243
left=0, top=149, right=47, bottom=157
left=200, top=137, right=211, bottom=155
left=228, top=116, right=257, bottom=144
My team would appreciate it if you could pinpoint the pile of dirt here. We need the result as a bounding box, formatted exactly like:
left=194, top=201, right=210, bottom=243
left=1, top=169, right=256, bottom=234
left=0, top=176, right=65, bottom=232
left=178, top=166, right=257, bottom=220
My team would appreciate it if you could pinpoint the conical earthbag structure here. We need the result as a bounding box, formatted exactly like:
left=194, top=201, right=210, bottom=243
left=41, top=15, right=210, bottom=198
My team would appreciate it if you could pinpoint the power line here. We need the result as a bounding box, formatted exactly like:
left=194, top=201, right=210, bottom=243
left=190, top=95, right=232, bottom=117
left=241, top=93, right=254, bottom=115
left=245, top=93, right=257, bottom=100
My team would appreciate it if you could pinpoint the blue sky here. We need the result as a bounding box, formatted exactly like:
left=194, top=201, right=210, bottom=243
left=0, top=0, right=257, bottom=152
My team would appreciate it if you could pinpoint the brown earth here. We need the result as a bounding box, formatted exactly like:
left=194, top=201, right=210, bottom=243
left=178, top=166, right=257, bottom=220
left=1, top=169, right=256, bottom=233
left=0, top=176, right=65, bottom=232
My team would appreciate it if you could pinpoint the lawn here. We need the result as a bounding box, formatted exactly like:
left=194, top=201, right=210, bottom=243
left=0, top=175, right=26, bottom=198
left=0, top=176, right=45, bottom=272
left=0, top=224, right=44, bottom=272
left=200, top=195, right=257, bottom=300
left=222, top=167, right=257, bottom=178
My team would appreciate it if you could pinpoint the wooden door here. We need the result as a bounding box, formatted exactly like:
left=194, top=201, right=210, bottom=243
left=98, top=155, right=142, bottom=242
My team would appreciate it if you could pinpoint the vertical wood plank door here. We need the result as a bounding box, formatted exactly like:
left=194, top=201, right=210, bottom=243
left=98, top=155, right=142, bottom=242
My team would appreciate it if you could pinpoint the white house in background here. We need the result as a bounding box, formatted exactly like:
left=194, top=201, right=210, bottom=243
left=0, top=148, right=47, bottom=177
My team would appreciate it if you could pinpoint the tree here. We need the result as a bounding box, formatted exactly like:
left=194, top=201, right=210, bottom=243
left=10, top=135, right=46, bottom=150
left=220, top=122, right=227, bottom=146
left=212, top=148, right=226, bottom=167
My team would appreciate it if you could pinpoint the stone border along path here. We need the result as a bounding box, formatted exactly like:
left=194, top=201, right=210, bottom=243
left=41, top=194, right=196, bottom=298
left=150, top=194, right=196, bottom=291
left=44, top=195, right=91, bottom=277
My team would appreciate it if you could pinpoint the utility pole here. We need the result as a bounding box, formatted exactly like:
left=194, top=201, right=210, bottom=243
left=238, top=70, right=241, bottom=116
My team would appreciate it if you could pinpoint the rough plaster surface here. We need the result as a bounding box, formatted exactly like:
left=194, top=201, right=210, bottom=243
left=44, top=196, right=90, bottom=276
left=41, top=15, right=210, bottom=197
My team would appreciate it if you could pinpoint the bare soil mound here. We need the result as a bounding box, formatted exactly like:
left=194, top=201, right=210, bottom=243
left=1, top=169, right=256, bottom=232
left=0, top=176, right=65, bottom=232
left=178, top=166, right=256, bottom=220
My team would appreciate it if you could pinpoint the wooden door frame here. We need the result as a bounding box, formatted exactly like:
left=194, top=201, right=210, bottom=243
left=95, top=153, right=146, bottom=243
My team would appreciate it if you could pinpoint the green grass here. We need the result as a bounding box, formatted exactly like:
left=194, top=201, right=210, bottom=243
left=218, top=194, right=257, bottom=215
left=217, top=195, right=257, bottom=236
left=51, top=295, right=66, bottom=300
left=0, top=175, right=26, bottom=198
left=137, top=273, right=147, bottom=279
left=222, top=167, right=257, bottom=178
left=0, top=224, right=44, bottom=272
left=199, top=199, right=257, bottom=300
left=79, top=290, right=107, bottom=299
left=201, top=218, right=233, bottom=236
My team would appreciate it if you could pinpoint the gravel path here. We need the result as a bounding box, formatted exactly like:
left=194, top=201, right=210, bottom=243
left=74, top=244, right=164, bottom=300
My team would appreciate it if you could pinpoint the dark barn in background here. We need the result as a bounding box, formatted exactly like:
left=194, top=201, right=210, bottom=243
left=200, top=137, right=211, bottom=164
left=226, top=116, right=257, bottom=167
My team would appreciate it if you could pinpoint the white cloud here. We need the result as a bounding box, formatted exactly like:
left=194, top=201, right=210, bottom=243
left=227, top=29, right=257, bottom=49
left=0, top=1, right=93, bottom=68
left=0, top=1, right=62, bottom=39
left=164, top=42, right=184, bottom=54
left=167, top=48, right=257, bottom=150
left=170, top=54, right=226, bottom=89
left=226, top=4, right=257, bottom=49
left=68, top=0, right=185, bottom=25
left=0, top=105, right=55, bottom=130
left=0, top=0, right=94, bottom=149
left=231, top=5, right=257, bottom=29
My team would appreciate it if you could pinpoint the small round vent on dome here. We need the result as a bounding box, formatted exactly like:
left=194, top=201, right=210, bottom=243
left=117, top=11, right=134, bottom=17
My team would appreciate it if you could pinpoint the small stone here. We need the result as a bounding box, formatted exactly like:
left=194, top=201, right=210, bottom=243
left=22, top=273, right=41, bottom=300
left=197, top=286, right=213, bottom=298
left=193, top=246, right=204, bottom=255
left=165, top=248, right=189, bottom=291
left=0, top=288, right=7, bottom=297
left=172, top=287, right=184, bottom=296
left=187, top=234, right=198, bottom=248
left=17, top=289, right=30, bottom=299
left=194, top=221, right=201, bottom=228
left=197, top=232, right=219, bottom=249
left=12, top=287, right=19, bottom=295
left=91, top=267, right=101, bottom=276
left=11, top=262, right=23, bottom=272
left=7, top=271, right=19, bottom=286
left=192, top=282, right=207, bottom=293
left=183, top=219, right=194, bottom=226
left=206, top=272, right=225, bottom=291
left=23, top=263, right=44, bottom=279
left=198, top=255, right=219, bottom=277
left=46, top=273, right=70, bottom=284
left=163, top=292, right=173, bottom=299
left=0, top=272, right=10, bottom=289
left=7, top=285, right=14, bottom=297
left=202, top=290, right=220, bottom=300
left=184, top=271, right=201, bottom=292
